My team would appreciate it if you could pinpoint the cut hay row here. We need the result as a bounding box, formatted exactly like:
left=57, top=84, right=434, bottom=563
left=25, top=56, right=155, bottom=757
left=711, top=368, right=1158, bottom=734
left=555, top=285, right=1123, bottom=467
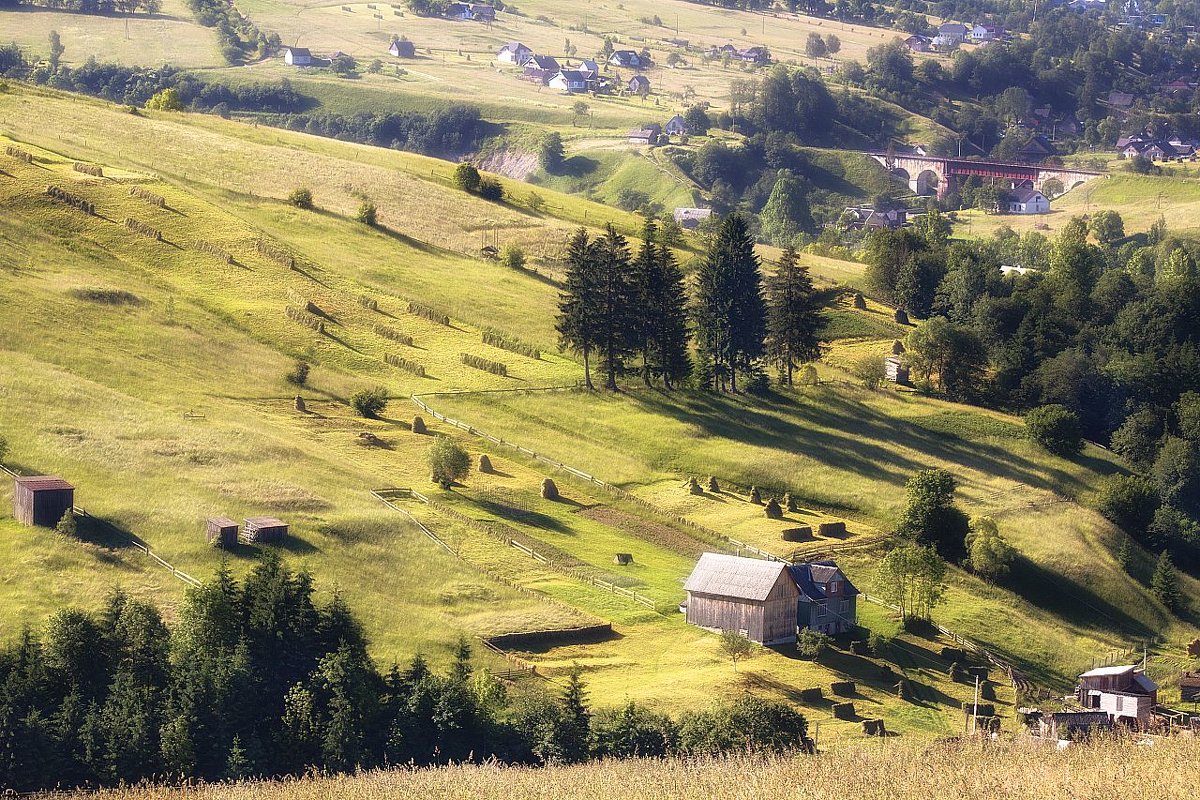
left=45, top=185, right=94, bottom=214
left=256, top=239, right=296, bottom=269
left=192, top=240, right=232, bottom=263
left=285, top=305, right=325, bottom=333
left=124, top=217, right=163, bottom=241
left=286, top=287, right=323, bottom=316
left=461, top=353, right=507, bottom=377
left=384, top=353, right=426, bottom=377
left=482, top=329, right=540, bottom=359
left=128, top=186, right=166, bottom=208
left=5, top=145, right=32, bottom=164
left=358, top=295, right=379, bottom=311
left=408, top=301, right=450, bottom=326
left=373, top=324, right=414, bottom=346
left=73, top=162, right=104, bottom=177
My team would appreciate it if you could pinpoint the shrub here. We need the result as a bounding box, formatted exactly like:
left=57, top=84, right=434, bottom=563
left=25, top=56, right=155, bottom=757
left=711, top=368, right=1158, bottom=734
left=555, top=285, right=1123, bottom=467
left=796, top=628, right=830, bottom=659
left=144, top=87, right=183, bottom=111
left=56, top=509, right=77, bottom=537
left=350, top=386, right=389, bottom=418
left=478, top=177, right=505, bottom=201
left=427, top=436, right=470, bottom=488
left=288, top=187, right=314, bottom=209
left=500, top=242, right=526, bottom=270
left=356, top=200, right=377, bottom=226
left=286, top=359, right=310, bottom=386
left=853, top=355, right=887, bottom=390
left=454, top=163, right=482, bottom=192
left=1025, top=404, right=1083, bottom=456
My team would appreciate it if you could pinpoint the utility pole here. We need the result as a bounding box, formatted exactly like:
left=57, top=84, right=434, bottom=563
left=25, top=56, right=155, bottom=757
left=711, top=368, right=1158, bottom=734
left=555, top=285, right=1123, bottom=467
left=971, top=675, right=981, bottom=735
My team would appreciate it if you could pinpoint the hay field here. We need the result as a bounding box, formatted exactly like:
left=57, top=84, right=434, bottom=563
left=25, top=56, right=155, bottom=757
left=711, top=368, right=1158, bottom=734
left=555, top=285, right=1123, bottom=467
left=58, top=737, right=1200, bottom=800
left=0, top=0, right=222, bottom=68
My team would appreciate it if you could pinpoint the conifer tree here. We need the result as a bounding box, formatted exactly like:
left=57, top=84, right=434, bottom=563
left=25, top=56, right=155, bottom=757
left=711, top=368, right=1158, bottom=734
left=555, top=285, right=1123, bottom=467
left=557, top=664, right=591, bottom=763
left=631, top=222, right=692, bottom=388
left=591, top=224, right=636, bottom=390
left=1151, top=551, right=1181, bottom=612
left=765, top=246, right=824, bottom=385
left=693, top=213, right=766, bottom=393
left=556, top=228, right=598, bottom=389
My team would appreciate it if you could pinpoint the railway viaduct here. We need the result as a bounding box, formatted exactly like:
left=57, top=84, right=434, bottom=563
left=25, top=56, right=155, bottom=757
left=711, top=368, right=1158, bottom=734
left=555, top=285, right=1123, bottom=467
left=868, top=152, right=1107, bottom=200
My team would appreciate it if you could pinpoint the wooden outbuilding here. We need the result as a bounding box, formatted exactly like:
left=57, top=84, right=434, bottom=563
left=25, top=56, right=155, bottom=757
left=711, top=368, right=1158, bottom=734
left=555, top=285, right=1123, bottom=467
left=683, top=553, right=799, bottom=644
left=884, top=355, right=909, bottom=385
left=1076, top=665, right=1158, bottom=728
left=241, top=516, right=288, bottom=544
left=206, top=516, right=239, bottom=548
left=13, top=476, right=74, bottom=527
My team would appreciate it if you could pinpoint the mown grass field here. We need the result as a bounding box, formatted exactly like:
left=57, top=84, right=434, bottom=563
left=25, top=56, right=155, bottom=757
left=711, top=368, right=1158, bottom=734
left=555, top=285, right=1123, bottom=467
left=58, top=737, right=1200, bottom=799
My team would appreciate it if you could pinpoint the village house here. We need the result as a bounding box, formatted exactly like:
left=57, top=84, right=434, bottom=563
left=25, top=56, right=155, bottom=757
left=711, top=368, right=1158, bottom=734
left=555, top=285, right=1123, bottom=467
left=283, top=47, right=312, bottom=66
left=496, top=41, right=532, bottom=65
left=842, top=206, right=908, bottom=230
left=1006, top=186, right=1050, bottom=214
left=933, top=22, right=969, bottom=48
left=969, top=23, right=1004, bottom=41
left=664, top=114, right=689, bottom=136
left=1076, top=665, right=1158, bottom=728
left=627, top=74, right=651, bottom=95
left=610, top=49, right=650, bottom=69
left=737, top=46, right=770, bottom=64
left=549, top=70, right=589, bottom=93
left=12, top=476, right=74, bottom=527
left=673, top=207, right=712, bottom=228
left=389, top=39, right=416, bottom=58
left=682, top=553, right=859, bottom=644
left=628, top=123, right=662, bottom=145
left=904, top=34, right=932, bottom=52
left=445, top=2, right=495, bottom=21
left=522, top=55, right=560, bottom=84
left=1016, top=133, right=1057, bottom=162
left=1106, top=90, right=1136, bottom=111
left=707, top=43, right=739, bottom=59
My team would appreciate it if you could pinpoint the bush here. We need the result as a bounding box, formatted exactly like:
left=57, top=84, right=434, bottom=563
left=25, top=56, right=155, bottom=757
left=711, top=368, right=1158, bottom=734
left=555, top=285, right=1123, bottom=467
left=500, top=243, right=526, bottom=270
left=144, top=87, right=183, bottom=111
left=56, top=509, right=77, bottom=538
left=796, top=628, right=830, bottom=659
left=1095, top=475, right=1159, bottom=537
left=427, top=436, right=470, bottom=488
left=853, top=355, right=887, bottom=390
left=350, top=386, right=389, bottom=418
left=286, top=359, right=310, bottom=386
left=454, top=162, right=482, bottom=192
left=1025, top=404, right=1083, bottom=456
left=356, top=200, right=377, bottom=226
left=288, top=187, right=314, bottom=209
left=478, top=177, right=505, bottom=201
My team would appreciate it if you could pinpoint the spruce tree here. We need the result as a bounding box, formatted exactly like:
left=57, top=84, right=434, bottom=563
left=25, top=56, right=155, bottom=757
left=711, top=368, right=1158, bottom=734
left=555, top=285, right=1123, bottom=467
left=631, top=221, right=660, bottom=386
left=556, top=228, right=598, bottom=389
left=1151, top=551, right=1181, bottom=612
left=694, top=213, right=766, bottom=393
left=765, top=246, right=824, bottom=385
left=557, top=664, right=591, bottom=763
left=591, top=224, right=636, bottom=390
left=631, top=222, right=692, bottom=388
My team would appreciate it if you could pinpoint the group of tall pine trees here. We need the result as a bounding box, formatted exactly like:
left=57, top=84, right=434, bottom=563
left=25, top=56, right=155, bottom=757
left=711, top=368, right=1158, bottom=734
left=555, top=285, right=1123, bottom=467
left=557, top=214, right=825, bottom=392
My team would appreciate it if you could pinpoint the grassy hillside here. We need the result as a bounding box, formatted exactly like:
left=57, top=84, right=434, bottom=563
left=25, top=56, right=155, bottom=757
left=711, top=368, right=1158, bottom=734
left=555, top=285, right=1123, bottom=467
left=56, top=738, right=1200, bottom=799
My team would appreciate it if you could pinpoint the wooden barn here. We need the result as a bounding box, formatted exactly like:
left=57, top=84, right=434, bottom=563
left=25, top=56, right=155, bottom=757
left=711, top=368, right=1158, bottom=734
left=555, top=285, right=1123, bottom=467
left=206, top=516, right=239, bottom=548
left=13, top=476, right=74, bottom=527
left=884, top=355, right=909, bottom=385
left=1076, top=665, right=1158, bottom=728
left=241, top=516, right=288, bottom=544
left=683, top=553, right=800, bottom=645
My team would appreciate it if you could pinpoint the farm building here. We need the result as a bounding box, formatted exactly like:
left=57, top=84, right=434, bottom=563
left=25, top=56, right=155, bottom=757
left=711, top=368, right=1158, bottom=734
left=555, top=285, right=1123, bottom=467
left=389, top=39, right=416, bottom=58
left=1076, top=665, right=1158, bottom=728
left=628, top=123, right=662, bottom=145
left=283, top=47, right=312, bottom=66
left=496, top=41, right=532, bottom=65
left=241, top=516, right=289, bottom=544
left=13, top=476, right=74, bottom=527
left=664, top=114, right=689, bottom=136
left=1181, top=670, right=1200, bottom=702
left=206, top=516, right=239, bottom=548
left=682, top=553, right=858, bottom=644
left=522, top=55, right=560, bottom=84
left=627, top=75, right=652, bottom=95
left=610, top=50, right=650, bottom=69
left=1006, top=186, right=1050, bottom=214
left=904, top=34, right=932, bottom=52
left=549, top=70, right=589, bottom=92
left=885, top=355, right=910, bottom=384
left=673, top=207, right=712, bottom=228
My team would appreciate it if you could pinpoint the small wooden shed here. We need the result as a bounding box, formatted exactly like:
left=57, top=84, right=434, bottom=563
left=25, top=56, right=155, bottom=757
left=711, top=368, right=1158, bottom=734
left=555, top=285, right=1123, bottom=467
left=13, top=476, right=75, bottom=527
left=884, top=355, right=909, bottom=385
left=683, top=553, right=799, bottom=645
left=241, top=516, right=288, bottom=544
left=206, top=516, right=239, bottom=548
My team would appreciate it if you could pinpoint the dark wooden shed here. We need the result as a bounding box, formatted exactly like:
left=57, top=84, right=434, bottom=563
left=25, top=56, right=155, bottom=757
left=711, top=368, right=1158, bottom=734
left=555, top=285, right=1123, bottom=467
left=207, top=516, right=239, bottom=548
left=13, top=476, right=75, bottom=527
left=242, top=516, right=288, bottom=544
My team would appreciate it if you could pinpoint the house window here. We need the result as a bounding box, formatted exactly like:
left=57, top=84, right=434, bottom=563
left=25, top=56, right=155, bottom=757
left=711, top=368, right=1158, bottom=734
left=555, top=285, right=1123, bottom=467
left=841, top=600, right=851, bottom=614
left=828, top=580, right=840, bottom=594
left=816, top=601, right=828, bottom=618
left=1115, top=696, right=1123, bottom=713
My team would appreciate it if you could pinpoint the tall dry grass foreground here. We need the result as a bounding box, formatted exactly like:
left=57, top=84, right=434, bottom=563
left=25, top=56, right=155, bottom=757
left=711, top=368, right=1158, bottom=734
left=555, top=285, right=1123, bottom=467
left=62, top=737, right=1200, bottom=800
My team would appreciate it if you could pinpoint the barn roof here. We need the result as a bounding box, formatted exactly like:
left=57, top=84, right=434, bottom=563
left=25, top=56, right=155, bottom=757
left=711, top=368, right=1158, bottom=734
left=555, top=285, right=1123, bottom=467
left=684, top=553, right=790, bottom=601
left=14, top=476, right=73, bottom=491
left=245, top=516, right=286, bottom=527
left=1080, top=664, right=1138, bottom=678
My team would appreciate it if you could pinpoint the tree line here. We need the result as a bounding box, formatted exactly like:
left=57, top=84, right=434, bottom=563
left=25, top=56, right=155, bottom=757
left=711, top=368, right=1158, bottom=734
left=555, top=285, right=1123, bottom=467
left=0, top=0, right=160, bottom=13
left=0, top=556, right=812, bottom=791
left=556, top=215, right=825, bottom=393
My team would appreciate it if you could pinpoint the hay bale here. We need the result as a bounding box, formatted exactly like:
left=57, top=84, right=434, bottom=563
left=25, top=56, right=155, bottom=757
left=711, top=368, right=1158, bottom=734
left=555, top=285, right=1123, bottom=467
left=940, top=646, right=965, bottom=662
left=686, top=476, right=703, bottom=495
left=764, top=498, right=783, bottom=519
left=894, top=308, right=909, bottom=325
left=948, top=661, right=966, bottom=682
left=981, top=681, right=996, bottom=701
left=967, top=666, right=990, bottom=681
left=817, top=521, right=846, bottom=537
left=412, top=415, right=427, bottom=434
left=799, top=687, right=823, bottom=702
left=853, top=292, right=867, bottom=310
left=614, top=552, right=633, bottom=565
left=749, top=486, right=761, bottom=504
left=831, top=681, right=855, bottom=696
left=849, top=640, right=869, bottom=656
left=783, top=492, right=798, bottom=512
left=781, top=526, right=813, bottom=542
left=541, top=478, right=559, bottom=500
left=897, top=678, right=913, bottom=700
left=880, top=664, right=895, bottom=682
left=862, top=718, right=886, bottom=736
left=962, top=702, right=995, bottom=717
left=706, top=476, right=719, bottom=493
left=832, top=702, right=855, bottom=720
left=892, top=339, right=906, bottom=355
left=478, top=454, right=493, bottom=473
left=294, top=395, right=306, bottom=412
